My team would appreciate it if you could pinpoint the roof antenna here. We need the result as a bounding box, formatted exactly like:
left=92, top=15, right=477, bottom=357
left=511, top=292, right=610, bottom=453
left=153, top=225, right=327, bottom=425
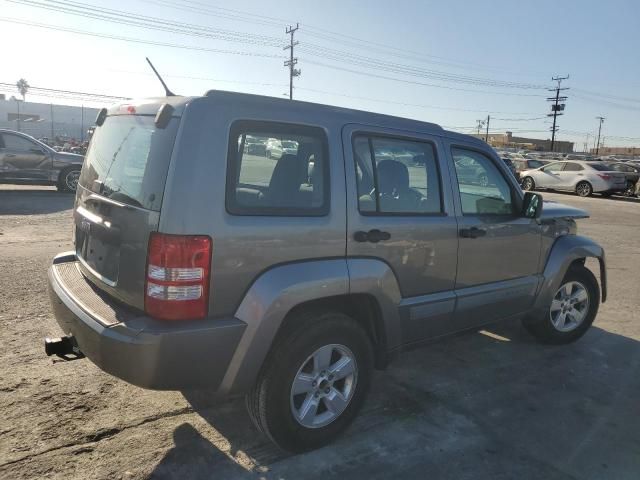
left=145, top=57, right=175, bottom=97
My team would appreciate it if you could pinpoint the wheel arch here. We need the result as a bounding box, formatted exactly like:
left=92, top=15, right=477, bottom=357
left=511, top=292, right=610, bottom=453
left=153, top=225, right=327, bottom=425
left=534, top=235, right=606, bottom=315
left=219, top=258, right=402, bottom=394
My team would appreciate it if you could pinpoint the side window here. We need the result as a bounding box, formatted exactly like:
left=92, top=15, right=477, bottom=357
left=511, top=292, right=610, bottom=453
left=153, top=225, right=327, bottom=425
left=542, top=162, right=565, bottom=172
left=452, top=148, right=515, bottom=215
left=2, top=133, right=35, bottom=151
left=563, top=162, right=583, bottom=172
left=353, top=135, right=442, bottom=215
left=226, top=121, right=328, bottom=216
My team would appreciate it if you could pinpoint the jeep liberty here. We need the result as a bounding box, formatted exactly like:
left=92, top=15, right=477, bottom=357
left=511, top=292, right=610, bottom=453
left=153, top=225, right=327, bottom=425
left=47, top=91, right=606, bottom=452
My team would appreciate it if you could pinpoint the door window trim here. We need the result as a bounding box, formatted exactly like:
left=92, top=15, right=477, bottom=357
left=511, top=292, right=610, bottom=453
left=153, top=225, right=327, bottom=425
left=352, top=131, right=445, bottom=217
left=449, top=143, right=523, bottom=217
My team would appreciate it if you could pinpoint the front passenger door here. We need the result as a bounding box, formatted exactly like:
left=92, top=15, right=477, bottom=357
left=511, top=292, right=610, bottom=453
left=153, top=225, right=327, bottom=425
left=0, top=132, right=51, bottom=180
left=538, top=161, right=565, bottom=189
left=449, top=145, right=541, bottom=329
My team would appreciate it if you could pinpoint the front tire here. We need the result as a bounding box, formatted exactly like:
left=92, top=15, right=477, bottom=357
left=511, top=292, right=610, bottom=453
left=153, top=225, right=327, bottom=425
left=575, top=181, right=592, bottom=197
left=522, top=176, right=535, bottom=191
left=57, top=167, right=81, bottom=192
left=246, top=311, right=373, bottom=453
left=523, top=264, right=599, bottom=345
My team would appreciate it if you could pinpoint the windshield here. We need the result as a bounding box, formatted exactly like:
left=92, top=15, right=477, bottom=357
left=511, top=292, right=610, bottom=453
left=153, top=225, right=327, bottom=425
left=78, top=115, right=179, bottom=211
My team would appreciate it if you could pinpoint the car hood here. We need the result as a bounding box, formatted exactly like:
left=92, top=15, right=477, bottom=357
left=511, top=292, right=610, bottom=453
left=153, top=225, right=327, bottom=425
left=541, top=200, right=589, bottom=220
left=54, top=151, right=84, bottom=164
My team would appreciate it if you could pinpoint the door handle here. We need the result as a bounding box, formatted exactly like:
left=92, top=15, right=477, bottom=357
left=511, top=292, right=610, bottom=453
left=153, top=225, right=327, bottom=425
left=459, top=227, right=486, bottom=239
left=354, top=229, right=391, bottom=243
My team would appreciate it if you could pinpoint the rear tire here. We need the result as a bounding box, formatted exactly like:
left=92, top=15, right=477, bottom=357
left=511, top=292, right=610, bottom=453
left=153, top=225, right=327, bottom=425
left=523, top=264, right=599, bottom=345
left=624, top=181, right=636, bottom=197
left=56, top=167, right=81, bottom=193
left=246, top=311, right=373, bottom=453
left=575, top=181, right=592, bottom=197
left=522, top=176, right=535, bottom=191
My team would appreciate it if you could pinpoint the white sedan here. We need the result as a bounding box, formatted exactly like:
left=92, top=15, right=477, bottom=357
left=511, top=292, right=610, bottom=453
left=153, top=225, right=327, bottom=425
left=521, top=160, right=627, bottom=197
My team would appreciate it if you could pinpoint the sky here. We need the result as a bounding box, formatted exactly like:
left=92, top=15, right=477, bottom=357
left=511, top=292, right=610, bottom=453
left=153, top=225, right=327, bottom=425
left=1, top=0, right=639, bottom=149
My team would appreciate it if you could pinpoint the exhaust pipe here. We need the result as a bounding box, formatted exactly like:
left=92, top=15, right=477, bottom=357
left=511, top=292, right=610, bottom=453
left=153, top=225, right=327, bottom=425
left=45, top=336, right=83, bottom=359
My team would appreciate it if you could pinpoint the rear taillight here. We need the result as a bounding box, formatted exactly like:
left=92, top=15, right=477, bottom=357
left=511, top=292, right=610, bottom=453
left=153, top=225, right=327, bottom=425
left=145, top=233, right=212, bottom=321
left=597, top=173, right=611, bottom=180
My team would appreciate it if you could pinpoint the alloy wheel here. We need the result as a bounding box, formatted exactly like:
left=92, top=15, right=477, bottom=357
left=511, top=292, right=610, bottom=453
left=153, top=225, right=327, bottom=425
left=290, top=344, right=358, bottom=429
left=65, top=170, right=80, bottom=191
left=550, top=281, right=590, bottom=332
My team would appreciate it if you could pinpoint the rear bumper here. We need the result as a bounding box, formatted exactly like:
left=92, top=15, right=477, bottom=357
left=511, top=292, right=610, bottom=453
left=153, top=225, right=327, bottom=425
left=48, top=252, right=246, bottom=391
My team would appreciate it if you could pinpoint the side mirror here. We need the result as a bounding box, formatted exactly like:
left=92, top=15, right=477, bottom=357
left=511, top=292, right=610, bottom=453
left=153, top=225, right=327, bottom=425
left=522, top=191, right=543, bottom=219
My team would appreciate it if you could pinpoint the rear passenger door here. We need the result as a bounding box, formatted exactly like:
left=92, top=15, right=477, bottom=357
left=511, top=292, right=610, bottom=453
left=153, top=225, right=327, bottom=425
left=447, top=143, right=541, bottom=327
left=557, top=161, right=584, bottom=188
left=343, top=125, right=459, bottom=344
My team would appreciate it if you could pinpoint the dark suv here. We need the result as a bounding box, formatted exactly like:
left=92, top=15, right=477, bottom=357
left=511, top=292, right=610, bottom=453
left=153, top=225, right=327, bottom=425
left=0, top=129, right=84, bottom=191
left=47, top=92, right=607, bottom=452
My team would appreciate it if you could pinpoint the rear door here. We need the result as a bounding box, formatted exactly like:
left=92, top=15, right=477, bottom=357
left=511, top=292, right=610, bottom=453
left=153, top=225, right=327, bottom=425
left=344, top=125, right=459, bottom=343
left=74, top=112, right=180, bottom=310
left=0, top=132, right=51, bottom=180
left=557, top=161, right=584, bottom=188
left=447, top=142, right=541, bottom=328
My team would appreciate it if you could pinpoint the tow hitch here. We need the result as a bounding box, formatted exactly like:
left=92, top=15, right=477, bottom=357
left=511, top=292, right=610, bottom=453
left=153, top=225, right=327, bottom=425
left=44, top=336, right=85, bottom=361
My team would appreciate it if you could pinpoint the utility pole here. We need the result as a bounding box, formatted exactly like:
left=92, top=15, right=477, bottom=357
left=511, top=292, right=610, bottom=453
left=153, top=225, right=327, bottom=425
left=547, top=75, right=569, bottom=152
left=485, top=115, right=490, bottom=143
left=476, top=118, right=485, bottom=136
left=595, top=116, right=605, bottom=155
left=50, top=103, right=54, bottom=140
left=284, top=24, right=301, bottom=100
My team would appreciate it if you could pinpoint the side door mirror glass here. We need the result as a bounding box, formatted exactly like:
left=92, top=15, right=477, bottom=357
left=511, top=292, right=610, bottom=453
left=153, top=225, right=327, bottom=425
left=522, top=191, right=543, bottom=219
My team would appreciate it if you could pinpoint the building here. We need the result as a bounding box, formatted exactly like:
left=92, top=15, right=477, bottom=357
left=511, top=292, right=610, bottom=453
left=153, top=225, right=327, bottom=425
left=0, top=97, right=99, bottom=142
left=473, top=131, right=574, bottom=153
left=589, top=146, right=639, bottom=158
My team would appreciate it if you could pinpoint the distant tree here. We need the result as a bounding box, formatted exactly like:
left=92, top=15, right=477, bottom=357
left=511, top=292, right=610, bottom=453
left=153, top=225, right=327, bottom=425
left=16, top=78, right=30, bottom=101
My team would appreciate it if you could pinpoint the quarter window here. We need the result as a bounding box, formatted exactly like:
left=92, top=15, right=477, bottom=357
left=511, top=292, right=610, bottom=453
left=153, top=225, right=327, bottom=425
left=226, top=122, right=328, bottom=215
left=452, top=148, right=515, bottom=215
left=353, top=135, right=442, bottom=214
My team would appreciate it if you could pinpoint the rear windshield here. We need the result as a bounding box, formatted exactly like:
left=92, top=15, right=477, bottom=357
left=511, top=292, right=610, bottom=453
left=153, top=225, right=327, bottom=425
left=528, top=160, right=545, bottom=168
left=589, top=163, right=613, bottom=171
left=79, top=115, right=179, bottom=211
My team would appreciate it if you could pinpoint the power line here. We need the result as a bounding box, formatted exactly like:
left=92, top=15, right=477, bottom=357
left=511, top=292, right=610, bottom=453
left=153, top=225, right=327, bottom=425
left=0, top=17, right=284, bottom=59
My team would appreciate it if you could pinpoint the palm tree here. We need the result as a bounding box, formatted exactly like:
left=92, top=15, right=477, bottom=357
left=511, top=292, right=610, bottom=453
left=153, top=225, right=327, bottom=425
left=16, top=78, right=30, bottom=102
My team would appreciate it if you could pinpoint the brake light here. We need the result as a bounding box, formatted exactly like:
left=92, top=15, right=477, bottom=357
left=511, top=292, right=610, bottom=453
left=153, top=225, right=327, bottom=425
left=145, top=233, right=212, bottom=321
left=596, top=173, right=611, bottom=180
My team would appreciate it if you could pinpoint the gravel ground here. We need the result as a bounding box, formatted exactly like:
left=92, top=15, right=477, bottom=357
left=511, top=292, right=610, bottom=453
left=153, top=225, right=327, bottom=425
left=0, top=185, right=639, bottom=480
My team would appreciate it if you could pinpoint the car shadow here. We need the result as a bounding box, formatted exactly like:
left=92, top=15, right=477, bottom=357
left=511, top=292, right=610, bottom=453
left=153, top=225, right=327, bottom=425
left=153, top=322, right=640, bottom=479
left=0, top=187, right=74, bottom=215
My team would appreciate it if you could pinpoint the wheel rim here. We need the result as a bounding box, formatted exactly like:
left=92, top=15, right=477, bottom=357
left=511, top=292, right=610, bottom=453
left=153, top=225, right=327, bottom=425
left=65, top=170, right=80, bottom=191
left=523, top=178, right=533, bottom=190
left=290, top=344, right=358, bottom=429
left=576, top=183, right=590, bottom=196
left=550, top=281, right=590, bottom=332
left=624, top=182, right=634, bottom=196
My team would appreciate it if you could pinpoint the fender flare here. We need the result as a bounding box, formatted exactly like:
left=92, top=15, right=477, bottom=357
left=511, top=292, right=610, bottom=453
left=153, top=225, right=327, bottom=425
left=220, top=259, right=349, bottom=394
left=219, top=258, right=404, bottom=394
left=534, top=235, right=607, bottom=314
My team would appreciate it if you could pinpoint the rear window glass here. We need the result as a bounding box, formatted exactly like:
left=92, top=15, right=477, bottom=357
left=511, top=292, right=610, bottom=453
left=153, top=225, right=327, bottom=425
left=589, top=163, right=613, bottom=171
left=79, top=115, right=179, bottom=211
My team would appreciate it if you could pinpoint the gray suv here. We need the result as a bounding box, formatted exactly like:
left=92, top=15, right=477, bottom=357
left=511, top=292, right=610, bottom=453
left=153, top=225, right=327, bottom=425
left=47, top=92, right=607, bottom=452
left=0, top=129, right=84, bottom=191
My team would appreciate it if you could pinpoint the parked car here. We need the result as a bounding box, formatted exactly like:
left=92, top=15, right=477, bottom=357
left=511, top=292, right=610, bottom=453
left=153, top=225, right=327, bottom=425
left=47, top=92, right=606, bottom=453
left=511, top=158, right=549, bottom=181
left=521, top=160, right=627, bottom=197
left=266, top=138, right=298, bottom=159
left=600, top=162, right=639, bottom=196
left=0, top=129, right=84, bottom=192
